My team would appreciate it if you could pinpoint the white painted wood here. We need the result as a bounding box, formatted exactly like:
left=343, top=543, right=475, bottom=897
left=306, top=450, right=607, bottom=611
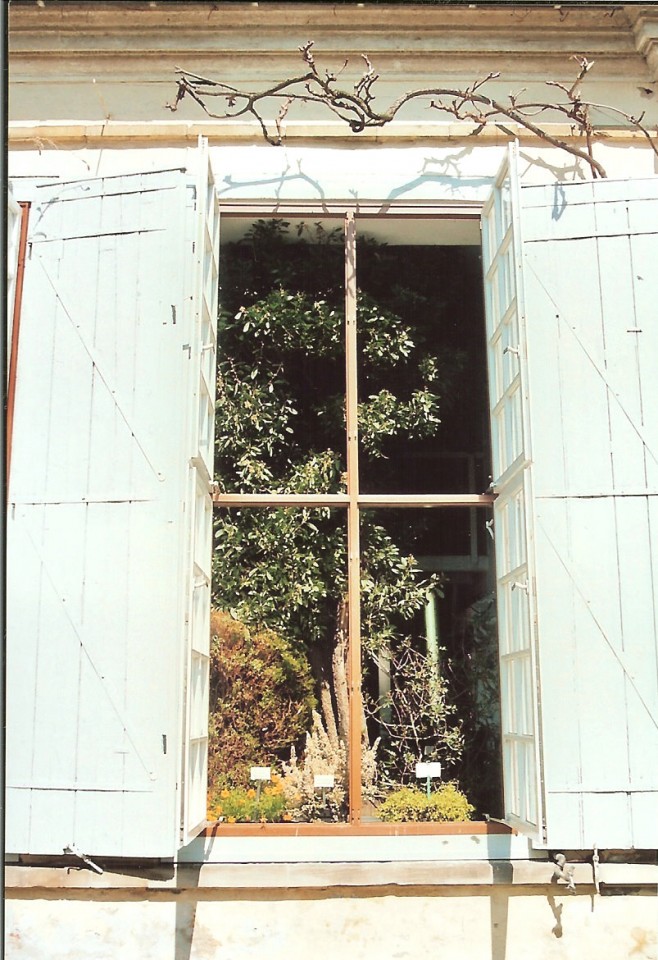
left=482, top=144, right=544, bottom=843
left=179, top=833, right=539, bottom=864
left=521, top=175, right=658, bottom=850
left=6, top=159, right=217, bottom=858
left=180, top=139, right=219, bottom=844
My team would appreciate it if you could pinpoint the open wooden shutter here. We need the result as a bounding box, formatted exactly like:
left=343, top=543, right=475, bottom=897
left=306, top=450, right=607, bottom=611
left=7, top=150, right=218, bottom=858
left=180, top=140, right=219, bottom=843
left=520, top=176, right=658, bottom=849
left=482, top=144, right=545, bottom=842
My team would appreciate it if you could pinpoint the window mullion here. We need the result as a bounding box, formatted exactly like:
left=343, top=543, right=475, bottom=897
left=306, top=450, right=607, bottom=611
left=345, top=211, right=363, bottom=824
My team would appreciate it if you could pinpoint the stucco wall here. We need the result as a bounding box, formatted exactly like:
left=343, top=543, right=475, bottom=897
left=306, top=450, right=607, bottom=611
left=5, top=881, right=658, bottom=960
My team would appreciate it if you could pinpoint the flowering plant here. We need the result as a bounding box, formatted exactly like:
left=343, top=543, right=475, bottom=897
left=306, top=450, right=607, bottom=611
left=207, top=774, right=290, bottom=823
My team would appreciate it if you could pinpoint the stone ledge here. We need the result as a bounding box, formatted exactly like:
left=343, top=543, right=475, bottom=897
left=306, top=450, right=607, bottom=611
left=7, top=119, right=655, bottom=146
left=5, top=860, right=658, bottom=893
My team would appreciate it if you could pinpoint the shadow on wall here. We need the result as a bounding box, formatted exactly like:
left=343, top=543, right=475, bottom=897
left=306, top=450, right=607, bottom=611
left=174, top=862, right=202, bottom=960
left=215, top=148, right=495, bottom=206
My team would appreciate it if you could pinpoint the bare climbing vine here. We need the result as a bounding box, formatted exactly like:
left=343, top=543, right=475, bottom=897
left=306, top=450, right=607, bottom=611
left=168, top=41, right=658, bottom=179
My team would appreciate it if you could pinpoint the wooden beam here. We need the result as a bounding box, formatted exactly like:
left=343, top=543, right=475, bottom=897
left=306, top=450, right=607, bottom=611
left=345, top=210, right=362, bottom=825
left=213, top=493, right=349, bottom=508
left=358, top=494, right=496, bottom=508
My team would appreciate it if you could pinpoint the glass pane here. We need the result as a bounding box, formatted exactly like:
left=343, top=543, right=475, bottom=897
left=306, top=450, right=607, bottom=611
left=359, top=508, right=502, bottom=822
left=355, top=224, right=490, bottom=495
left=217, top=217, right=346, bottom=495
left=208, top=507, right=349, bottom=823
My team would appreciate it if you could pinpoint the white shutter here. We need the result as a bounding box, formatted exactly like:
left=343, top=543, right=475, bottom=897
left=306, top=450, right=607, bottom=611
left=180, top=140, right=219, bottom=842
left=481, top=144, right=545, bottom=842
left=7, top=151, right=218, bottom=858
left=520, top=175, right=658, bottom=849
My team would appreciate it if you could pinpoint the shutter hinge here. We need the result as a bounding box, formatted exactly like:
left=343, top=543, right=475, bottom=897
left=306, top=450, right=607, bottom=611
left=552, top=853, right=576, bottom=893
left=63, top=844, right=104, bottom=875
left=592, top=844, right=601, bottom=895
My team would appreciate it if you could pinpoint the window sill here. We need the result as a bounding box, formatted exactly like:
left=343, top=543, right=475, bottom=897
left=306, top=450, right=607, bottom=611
left=182, top=828, right=540, bottom=865
left=200, top=820, right=513, bottom=838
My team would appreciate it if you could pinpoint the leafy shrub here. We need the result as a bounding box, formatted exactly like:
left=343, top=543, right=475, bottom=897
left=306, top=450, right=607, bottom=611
left=207, top=610, right=316, bottom=788
left=377, top=782, right=474, bottom=823
left=208, top=775, right=289, bottom=823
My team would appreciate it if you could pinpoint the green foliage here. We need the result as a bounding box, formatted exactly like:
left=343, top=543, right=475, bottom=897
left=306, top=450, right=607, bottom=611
left=377, top=783, right=474, bottom=823
left=207, top=779, right=288, bottom=823
left=213, top=218, right=472, bottom=792
left=213, top=509, right=346, bottom=649
left=214, top=218, right=448, bottom=652
left=207, top=610, right=316, bottom=787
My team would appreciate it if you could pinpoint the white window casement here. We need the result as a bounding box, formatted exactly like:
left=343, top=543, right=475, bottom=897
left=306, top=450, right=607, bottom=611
left=6, top=143, right=658, bottom=860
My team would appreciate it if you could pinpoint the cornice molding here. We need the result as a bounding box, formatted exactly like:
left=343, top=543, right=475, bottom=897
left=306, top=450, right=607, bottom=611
left=626, top=4, right=658, bottom=80
left=9, top=3, right=637, bottom=58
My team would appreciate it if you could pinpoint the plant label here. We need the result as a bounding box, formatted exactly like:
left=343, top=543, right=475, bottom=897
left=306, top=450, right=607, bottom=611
left=313, top=774, right=335, bottom=789
left=250, top=766, right=271, bottom=781
left=415, top=762, right=442, bottom=779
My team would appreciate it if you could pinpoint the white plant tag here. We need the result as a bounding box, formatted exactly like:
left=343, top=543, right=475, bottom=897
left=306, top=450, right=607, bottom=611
left=313, top=774, right=335, bottom=789
left=415, top=762, right=442, bottom=779
left=250, top=766, right=271, bottom=781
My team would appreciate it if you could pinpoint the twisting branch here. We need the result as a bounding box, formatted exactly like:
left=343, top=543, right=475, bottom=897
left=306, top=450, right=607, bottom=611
left=167, top=43, right=658, bottom=178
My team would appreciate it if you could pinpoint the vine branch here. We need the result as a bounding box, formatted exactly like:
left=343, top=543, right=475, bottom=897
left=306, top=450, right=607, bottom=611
left=167, top=43, right=658, bottom=179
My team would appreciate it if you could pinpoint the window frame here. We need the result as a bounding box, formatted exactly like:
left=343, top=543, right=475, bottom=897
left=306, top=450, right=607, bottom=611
left=211, top=200, right=501, bottom=835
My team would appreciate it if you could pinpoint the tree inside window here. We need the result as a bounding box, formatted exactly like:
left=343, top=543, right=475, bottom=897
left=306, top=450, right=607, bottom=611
left=209, top=216, right=501, bottom=824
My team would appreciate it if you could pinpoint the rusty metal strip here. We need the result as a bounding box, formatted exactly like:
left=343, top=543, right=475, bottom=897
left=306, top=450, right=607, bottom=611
left=6, top=202, right=30, bottom=493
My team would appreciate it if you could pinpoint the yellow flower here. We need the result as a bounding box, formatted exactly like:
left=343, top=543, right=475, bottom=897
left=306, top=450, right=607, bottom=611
left=247, top=788, right=256, bottom=798
left=214, top=805, right=223, bottom=817
left=227, top=816, right=236, bottom=824
left=282, top=813, right=292, bottom=822
left=220, top=789, right=230, bottom=799
left=259, top=816, right=267, bottom=823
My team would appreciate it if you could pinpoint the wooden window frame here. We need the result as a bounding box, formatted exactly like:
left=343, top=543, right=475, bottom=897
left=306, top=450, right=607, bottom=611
left=211, top=203, right=500, bottom=836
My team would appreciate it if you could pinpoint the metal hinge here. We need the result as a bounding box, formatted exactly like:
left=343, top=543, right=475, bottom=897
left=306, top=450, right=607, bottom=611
left=63, top=844, right=103, bottom=875
left=552, top=853, right=576, bottom=893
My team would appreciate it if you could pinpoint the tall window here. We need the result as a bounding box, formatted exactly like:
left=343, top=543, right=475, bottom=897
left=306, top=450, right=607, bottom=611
left=209, top=210, right=500, bottom=828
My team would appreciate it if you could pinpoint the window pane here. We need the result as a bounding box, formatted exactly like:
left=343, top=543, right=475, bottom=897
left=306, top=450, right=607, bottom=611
left=217, top=217, right=346, bottom=495
left=209, top=507, right=349, bottom=823
left=359, top=508, right=502, bottom=822
left=356, top=227, right=490, bottom=496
